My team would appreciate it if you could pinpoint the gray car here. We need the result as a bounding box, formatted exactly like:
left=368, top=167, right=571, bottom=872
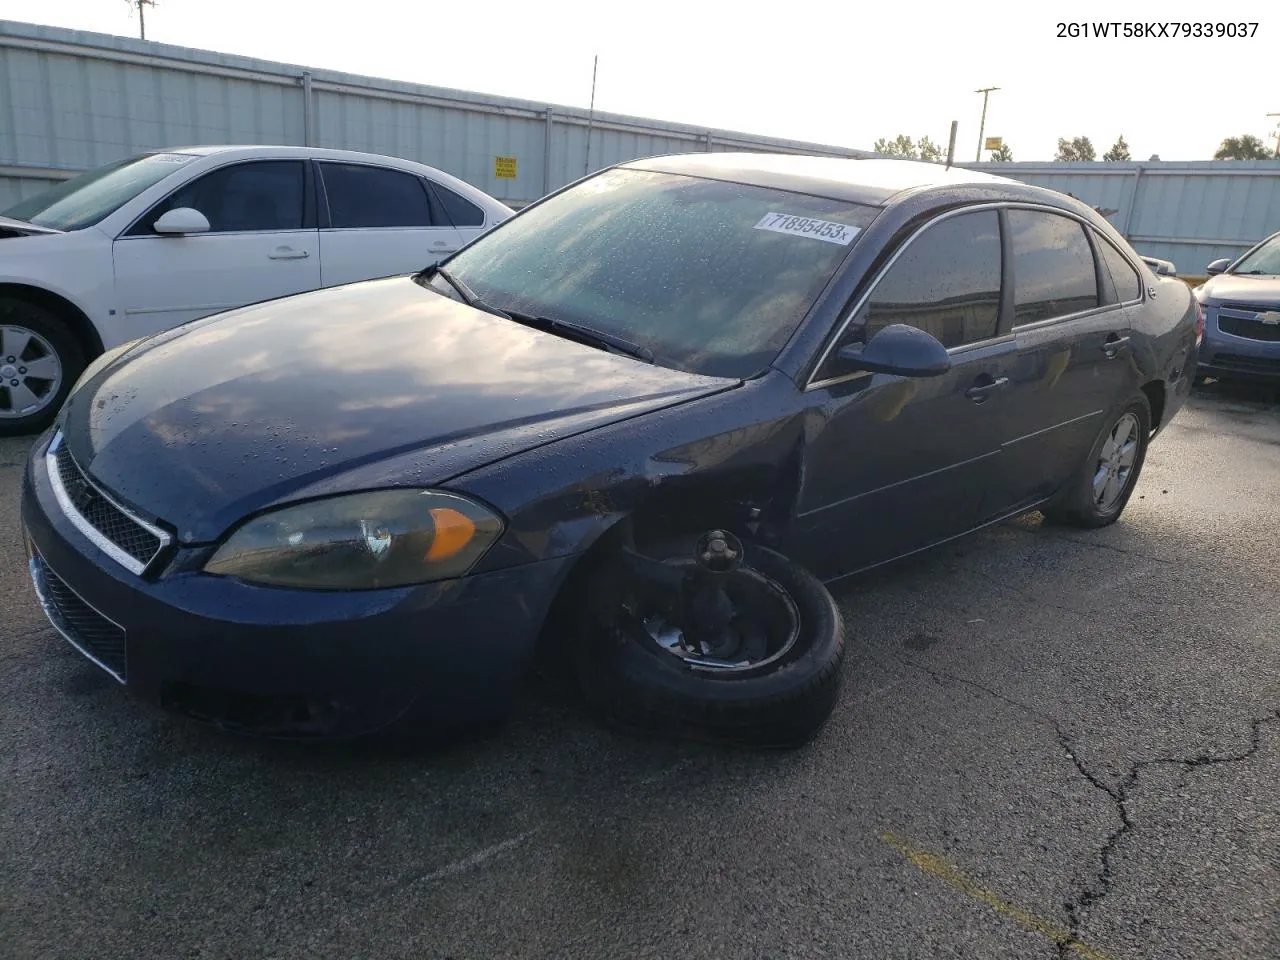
left=1195, top=230, right=1280, bottom=384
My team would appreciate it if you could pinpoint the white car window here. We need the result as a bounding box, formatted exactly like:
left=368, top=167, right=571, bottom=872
left=319, top=164, right=435, bottom=229
left=137, top=161, right=306, bottom=234
left=430, top=182, right=486, bottom=227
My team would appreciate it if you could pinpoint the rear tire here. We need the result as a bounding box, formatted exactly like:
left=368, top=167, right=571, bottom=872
left=1043, top=393, right=1151, bottom=529
left=0, top=297, right=85, bottom=437
left=570, top=543, right=845, bottom=748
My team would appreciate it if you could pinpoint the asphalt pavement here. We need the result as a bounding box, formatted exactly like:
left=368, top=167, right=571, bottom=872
left=2, top=380, right=1278, bottom=960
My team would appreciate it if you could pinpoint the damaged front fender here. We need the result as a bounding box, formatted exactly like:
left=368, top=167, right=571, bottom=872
left=449, top=371, right=811, bottom=576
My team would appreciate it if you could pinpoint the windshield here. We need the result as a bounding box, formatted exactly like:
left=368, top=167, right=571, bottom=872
left=1231, top=234, right=1280, bottom=276
left=434, top=167, right=879, bottom=378
left=2, top=152, right=197, bottom=231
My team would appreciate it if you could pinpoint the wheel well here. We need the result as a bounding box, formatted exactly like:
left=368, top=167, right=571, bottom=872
left=1140, top=380, right=1166, bottom=432
left=0, top=284, right=103, bottom=360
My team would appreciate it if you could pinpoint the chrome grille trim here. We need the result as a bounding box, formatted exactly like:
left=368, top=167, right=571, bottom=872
left=28, top=548, right=127, bottom=684
left=45, top=430, right=172, bottom=575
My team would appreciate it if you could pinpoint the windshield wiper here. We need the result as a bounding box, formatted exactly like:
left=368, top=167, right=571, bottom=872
left=418, top=266, right=653, bottom=363
left=422, top=265, right=514, bottom=321
left=501, top=309, right=655, bottom=364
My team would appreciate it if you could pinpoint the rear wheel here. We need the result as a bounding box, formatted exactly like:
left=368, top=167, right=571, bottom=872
left=0, top=298, right=85, bottom=437
left=570, top=537, right=845, bottom=748
left=1043, top=393, right=1151, bottom=529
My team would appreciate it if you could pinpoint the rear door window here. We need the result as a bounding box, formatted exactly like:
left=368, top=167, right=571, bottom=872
left=319, top=163, right=435, bottom=228
left=1008, top=210, right=1100, bottom=324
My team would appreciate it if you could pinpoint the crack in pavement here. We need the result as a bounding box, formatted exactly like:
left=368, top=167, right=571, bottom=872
left=879, top=650, right=1280, bottom=959
left=1055, top=713, right=1280, bottom=959
left=998, top=521, right=1176, bottom=566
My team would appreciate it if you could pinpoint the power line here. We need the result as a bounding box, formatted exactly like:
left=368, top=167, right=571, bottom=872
left=583, top=55, right=598, bottom=176
left=124, top=0, right=157, bottom=40
left=974, top=87, right=999, bottom=162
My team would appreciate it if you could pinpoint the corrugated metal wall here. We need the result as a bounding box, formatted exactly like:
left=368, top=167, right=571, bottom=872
left=4, top=18, right=1279, bottom=276
left=0, top=19, right=871, bottom=210
left=965, top=161, right=1280, bottom=273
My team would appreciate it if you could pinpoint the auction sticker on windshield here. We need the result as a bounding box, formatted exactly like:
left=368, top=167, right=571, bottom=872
left=754, top=212, right=861, bottom=245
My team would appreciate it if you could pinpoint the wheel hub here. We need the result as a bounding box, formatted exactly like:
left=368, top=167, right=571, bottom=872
left=0, top=324, right=62, bottom=419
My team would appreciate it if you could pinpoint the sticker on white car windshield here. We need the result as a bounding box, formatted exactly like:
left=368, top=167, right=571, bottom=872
left=754, top=212, right=860, bottom=245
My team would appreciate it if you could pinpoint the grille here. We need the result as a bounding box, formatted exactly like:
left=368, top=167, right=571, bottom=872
left=49, top=435, right=167, bottom=573
left=1214, top=353, right=1280, bottom=374
left=30, top=551, right=127, bottom=682
left=1217, top=309, right=1280, bottom=343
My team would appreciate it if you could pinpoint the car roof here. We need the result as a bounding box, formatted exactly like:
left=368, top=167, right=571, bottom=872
left=620, top=153, right=1020, bottom=206
left=149, top=145, right=513, bottom=212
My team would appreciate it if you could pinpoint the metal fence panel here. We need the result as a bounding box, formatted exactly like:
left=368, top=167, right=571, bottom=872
left=967, top=161, right=1280, bottom=272
left=4, top=18, right=1278, bottom=274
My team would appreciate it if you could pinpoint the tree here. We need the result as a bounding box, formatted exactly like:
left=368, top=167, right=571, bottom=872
left=873, top=134, right=918, bottom=159
left=1103, top=135, right=1131, bottom=161
left=1055, top=136, right=1096, bottom=161
left=1214, top=134, right=1271, bottom=160
left=989, top=143, right=1014, bottom=162
left=917, top=136, right=944, bottom=163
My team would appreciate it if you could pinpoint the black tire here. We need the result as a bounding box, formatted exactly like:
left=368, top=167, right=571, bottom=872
left=570, top=543, right=845, bottom=748
left=0, top=297, right=86, bottom=437
left=1042, top=392, right=1152, bottom=529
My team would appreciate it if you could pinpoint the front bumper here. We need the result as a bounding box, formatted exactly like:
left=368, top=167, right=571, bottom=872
left=1197, top=320, right=1280, bottom=383
left=20, top=440, right=573, bottom=739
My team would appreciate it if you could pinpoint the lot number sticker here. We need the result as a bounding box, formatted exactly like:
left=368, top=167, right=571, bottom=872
left=754, top=212, right=860, bottom=245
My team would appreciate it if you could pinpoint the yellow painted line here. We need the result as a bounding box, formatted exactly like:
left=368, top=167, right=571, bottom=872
left=880, top=832, right=1119, bottom=960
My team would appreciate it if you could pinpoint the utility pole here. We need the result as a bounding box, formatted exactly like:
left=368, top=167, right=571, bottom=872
left=126, top=0, right=157, bottom=40
left=1269, top=113, right=1280, bottom=159
left=583, top=55, right=599, bottom=176
left=974, top=86, right=999, bottom=162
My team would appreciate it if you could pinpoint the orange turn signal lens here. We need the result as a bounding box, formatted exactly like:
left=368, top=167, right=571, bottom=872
left=426, top=507, right=477, bottom=562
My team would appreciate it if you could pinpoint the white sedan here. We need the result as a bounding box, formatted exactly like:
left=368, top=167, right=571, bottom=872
left=0, top=145, right=514, bottom=434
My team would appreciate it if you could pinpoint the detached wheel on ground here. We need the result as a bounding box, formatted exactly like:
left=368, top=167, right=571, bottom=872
left=0, top=297, right=84, bottom=437
left=570, top=532, right=845, bottom=748
left=1043, top=392, right=1152, bottom=529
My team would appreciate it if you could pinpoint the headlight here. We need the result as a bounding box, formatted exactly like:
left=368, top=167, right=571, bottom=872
left=204, top=489, right=504, bottom=590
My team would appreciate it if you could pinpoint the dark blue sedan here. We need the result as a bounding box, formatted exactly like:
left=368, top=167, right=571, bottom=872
left=21, top=154, right=1199, bottom=746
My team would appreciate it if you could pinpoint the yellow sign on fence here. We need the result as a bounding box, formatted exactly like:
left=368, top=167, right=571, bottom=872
left=983, top=137, right=1003, bottom=151
left=494, top=156, right=518, bottom=179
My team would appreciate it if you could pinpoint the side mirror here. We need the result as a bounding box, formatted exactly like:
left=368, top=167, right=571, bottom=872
left=152, top=207, right=211, bottom=236
left=1205, top=258, right=1231, bottom=276
left=1140, top=256, right=1177, bottom=277
left=837, top=323, right=951, bottom=378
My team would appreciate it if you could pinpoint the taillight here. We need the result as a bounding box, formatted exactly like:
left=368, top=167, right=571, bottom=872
left=1194, top=302, right=1205, bottom=345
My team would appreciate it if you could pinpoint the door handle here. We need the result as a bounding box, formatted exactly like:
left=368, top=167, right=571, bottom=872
left=269, top=246, right=310, bottom=260
left=964, top=376, right=1010, bottom=402
left=429, top=241, right=456, bottom=251
left=1102, top=335, right=1131, bottom=359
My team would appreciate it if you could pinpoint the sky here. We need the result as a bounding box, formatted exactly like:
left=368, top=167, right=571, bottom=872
left=3, top=0, right=1277, bottom=162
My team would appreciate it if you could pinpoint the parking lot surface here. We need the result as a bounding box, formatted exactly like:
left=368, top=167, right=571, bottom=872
left=3, top=382, right=1278, bottom=960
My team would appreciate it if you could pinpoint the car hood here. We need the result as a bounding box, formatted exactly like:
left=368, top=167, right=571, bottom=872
left=60, top=277, right=738, bottom=542
left=1196, top=273, right=1280, bottom=305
